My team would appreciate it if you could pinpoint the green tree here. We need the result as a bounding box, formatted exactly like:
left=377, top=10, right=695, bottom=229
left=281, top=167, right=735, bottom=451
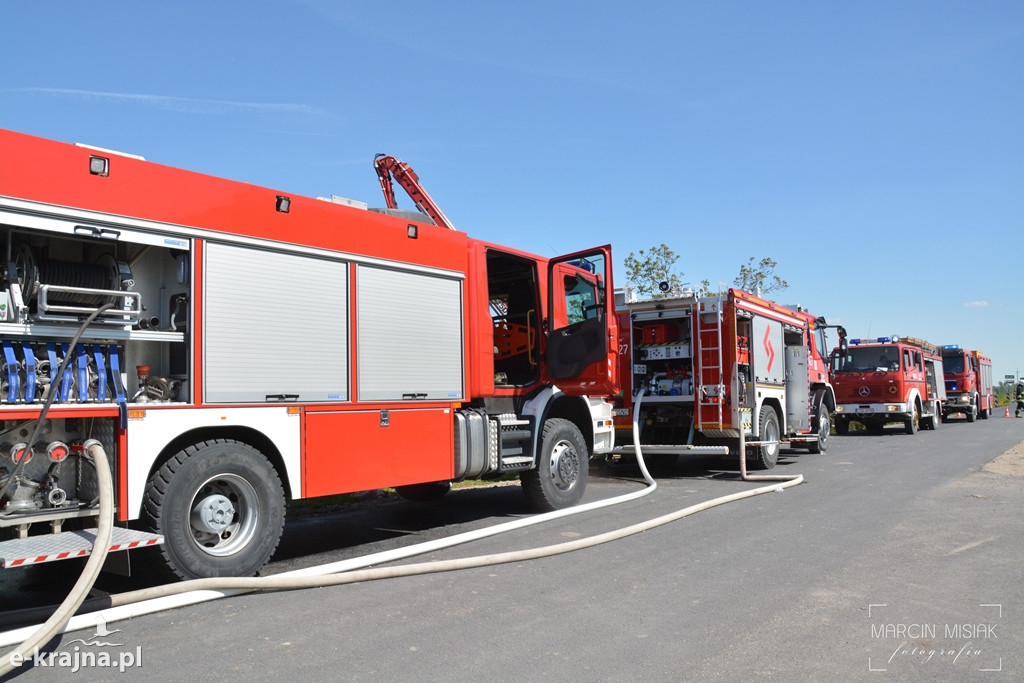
left=697, top=279, right=724, bottom=297
left=623, top=244, right=684, bottom=298
left=995, top=380, right=1018, bottom=407
left=733, top=256, right=788, bottom=295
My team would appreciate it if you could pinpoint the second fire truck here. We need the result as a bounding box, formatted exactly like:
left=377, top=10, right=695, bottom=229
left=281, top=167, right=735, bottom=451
left=611, top=287, right=836, bottom=469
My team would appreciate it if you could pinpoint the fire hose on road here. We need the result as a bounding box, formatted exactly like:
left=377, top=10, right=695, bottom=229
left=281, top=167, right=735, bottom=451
left=1, top=390, right=803, bottom=674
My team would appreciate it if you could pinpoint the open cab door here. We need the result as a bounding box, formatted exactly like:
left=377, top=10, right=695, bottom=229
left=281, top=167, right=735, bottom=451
left=546, top=245, right=617, bottom=395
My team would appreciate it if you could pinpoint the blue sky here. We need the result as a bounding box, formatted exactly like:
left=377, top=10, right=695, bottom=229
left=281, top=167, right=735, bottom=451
left=3, top=1, right=1022, bottom=384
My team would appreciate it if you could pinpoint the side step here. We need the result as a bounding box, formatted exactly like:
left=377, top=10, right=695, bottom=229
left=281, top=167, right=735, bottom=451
left=497, top=415, right=535, bottom=472
left=612, top=444, right=730, bottom=456
left=0, top=528, right=164, bottom=569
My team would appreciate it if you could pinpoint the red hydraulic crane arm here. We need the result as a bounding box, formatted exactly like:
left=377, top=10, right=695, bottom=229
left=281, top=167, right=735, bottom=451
left=373, top=153, right=455, bottom=230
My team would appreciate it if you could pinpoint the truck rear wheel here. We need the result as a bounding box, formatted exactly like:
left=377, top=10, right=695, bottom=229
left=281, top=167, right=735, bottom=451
left=143, top=439, right=286, bottom=580
left=521, top=418, right=588, bottom=512
left=750, top=405, right=779, bottom=470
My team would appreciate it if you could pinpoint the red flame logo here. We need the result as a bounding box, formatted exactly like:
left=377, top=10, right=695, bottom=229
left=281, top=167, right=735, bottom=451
left=763, top=326, right=775, bottom=374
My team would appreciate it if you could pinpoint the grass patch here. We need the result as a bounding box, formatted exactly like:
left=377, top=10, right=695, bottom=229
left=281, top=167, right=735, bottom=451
left=452, top=473, right=520, bottom=489
left=288, top=473, right=522, bottom=510
left=288, top=492, right=375, bottom=509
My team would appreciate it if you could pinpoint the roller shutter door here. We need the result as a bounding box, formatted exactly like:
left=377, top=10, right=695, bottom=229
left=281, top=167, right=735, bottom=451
left=356, top=265, right=463, bottom=401
left=204, top=243, right=349, bottom=403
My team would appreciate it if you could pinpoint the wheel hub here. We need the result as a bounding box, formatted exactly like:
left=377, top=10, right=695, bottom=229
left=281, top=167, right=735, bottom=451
left=764, top=422, right=779, bottom=456
left=191, top=494, right=236, bottom=534
left=549, top=441, right=580, bottom=490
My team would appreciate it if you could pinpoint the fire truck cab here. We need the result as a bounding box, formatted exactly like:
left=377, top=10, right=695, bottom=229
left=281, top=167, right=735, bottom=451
left=831, top=336, right=946, bottom=435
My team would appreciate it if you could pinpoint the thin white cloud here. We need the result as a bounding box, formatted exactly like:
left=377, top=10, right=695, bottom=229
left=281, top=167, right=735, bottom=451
left=293, top=0, right=670, bottom=99
left=964, top=301, right=989, bottom=308
left=6, top=87, right=326, bottom=116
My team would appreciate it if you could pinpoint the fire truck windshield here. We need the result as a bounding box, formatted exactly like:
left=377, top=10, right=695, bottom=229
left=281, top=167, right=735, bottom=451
left=942, top=354, right=965, bottom=374
left=833, top=346, right=900, bottom=373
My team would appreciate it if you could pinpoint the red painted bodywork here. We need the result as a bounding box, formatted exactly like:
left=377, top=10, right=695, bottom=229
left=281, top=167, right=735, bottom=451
left=614, top=288, right=830, bottom=434
left=1, top=128, right=616, bottom=504
left=832, top=342, right=936, bottom=404
left=941, top=347, right=993, bottom=416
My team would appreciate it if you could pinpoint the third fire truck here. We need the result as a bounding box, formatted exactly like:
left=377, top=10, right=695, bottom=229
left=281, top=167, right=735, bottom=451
left=611, top=288, right=836, bottom=469
left=940, top=346, right=993, bottom=422
left=831, top=335, right=946, bottom=434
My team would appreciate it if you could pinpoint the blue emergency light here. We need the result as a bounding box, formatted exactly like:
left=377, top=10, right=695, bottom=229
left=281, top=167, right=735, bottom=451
left=567, top=258, right=595, bottom=273
left=849, top=335, right=899, bottom=345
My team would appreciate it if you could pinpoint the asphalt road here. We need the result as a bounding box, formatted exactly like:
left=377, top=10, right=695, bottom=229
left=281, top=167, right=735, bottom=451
left=3, top=413, right=1023, bottom=681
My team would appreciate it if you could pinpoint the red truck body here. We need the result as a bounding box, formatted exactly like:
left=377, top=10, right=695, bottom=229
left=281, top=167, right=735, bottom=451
left=831, top=336, right=946, bottom=434
left=611, top=288, right=835, bottom=469
left=0, top=128, right=617, bottom=578
left=940, top=346, right=993, bottom=422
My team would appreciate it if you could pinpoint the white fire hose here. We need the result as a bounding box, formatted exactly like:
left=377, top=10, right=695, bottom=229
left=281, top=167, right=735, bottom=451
left=0, top=441, right=113, bottom=674
left=1, top=390, right=802, bottom=673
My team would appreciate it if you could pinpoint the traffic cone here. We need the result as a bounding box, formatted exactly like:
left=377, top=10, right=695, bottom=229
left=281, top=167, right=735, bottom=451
left=1005, top=406, right=1011, bottom=417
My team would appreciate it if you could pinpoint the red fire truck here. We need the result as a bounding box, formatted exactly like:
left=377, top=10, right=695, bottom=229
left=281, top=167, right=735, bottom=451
left=611, top=288, right=836, bottom=469
left=831, top=335, right=946, bottom=434
left=940, top=346, right=993, bottom=422
left=0, top=128, right=617, bottom=579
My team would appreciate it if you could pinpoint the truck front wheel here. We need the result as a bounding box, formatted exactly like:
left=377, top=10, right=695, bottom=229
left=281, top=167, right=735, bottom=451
left=143, top=439, right=286, bottom=580
left=905, top=404, right=920, bottom=434
left=807, top=402, right=830, bottom=454
left=521, top=418, right=588, bottom=512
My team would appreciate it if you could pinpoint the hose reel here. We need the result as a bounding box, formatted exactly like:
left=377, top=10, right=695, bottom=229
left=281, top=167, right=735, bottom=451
left=8, top=243, right=141, bottom=324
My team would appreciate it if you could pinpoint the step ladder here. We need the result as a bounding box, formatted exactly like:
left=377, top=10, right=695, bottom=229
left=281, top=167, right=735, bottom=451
left=0, top=528, right=163, bottom=568
left=696, top=296, right=726, bottom=428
